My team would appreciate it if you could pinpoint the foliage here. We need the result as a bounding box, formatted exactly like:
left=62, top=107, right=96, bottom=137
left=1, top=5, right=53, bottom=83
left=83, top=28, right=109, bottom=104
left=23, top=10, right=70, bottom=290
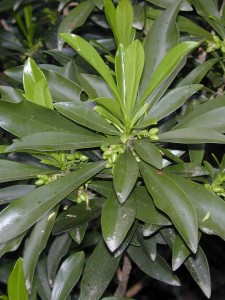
left=1, top=0, right=225, bottom=299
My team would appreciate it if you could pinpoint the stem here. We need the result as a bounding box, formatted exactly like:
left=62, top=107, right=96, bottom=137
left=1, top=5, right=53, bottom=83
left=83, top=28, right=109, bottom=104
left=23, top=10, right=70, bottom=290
left=114, top=255, right=132, bottom=297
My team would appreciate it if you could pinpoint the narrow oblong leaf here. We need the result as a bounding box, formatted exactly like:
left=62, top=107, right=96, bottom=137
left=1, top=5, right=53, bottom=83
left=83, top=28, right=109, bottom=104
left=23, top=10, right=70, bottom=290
left=51, top=252, right=85, bottom=300
left=0, top=86, right=24, bottom=103
left=0, top=185, right=36, bottom=204
left=60, top=33, right=120, bottom=101
left=0, top=100, right=91, bottom=138
left=0, top=161, right=105, bottom=243
left=172, top=235, right=191, bottom=271
left=113, top=148, right=139, bottom=203
left=80, top=239, right=120, bottom=300
left=159, top=128, right=225, bottom=144
left=53, top=198, right=105, bottom=234
left=8, top=258, right=28, bottom=300
left=7, top=131, right=105, bottom=152
left=101, top=191, right=136, bottom=252
left=54, top=102, right=119, bottom=135
left=127, top=245, right=180, bottom=286
left=47, top=233, right=72, bottom=287
left=140, top=162, right=198, bottom=253
left=57, top=0, right=95, bottom=50
left=133, top=139, right=162, bottom=169
left=23, top=207, right=58, bottom=293
left=23, top=58, right=53, bottom=109
left=0, top=160, right=55, bottom=183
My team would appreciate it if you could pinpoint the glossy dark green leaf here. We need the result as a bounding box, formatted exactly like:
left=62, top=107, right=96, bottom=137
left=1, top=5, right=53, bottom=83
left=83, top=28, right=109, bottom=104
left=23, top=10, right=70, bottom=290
left=0, top=160, right=54, bottom=183
left=0, top=100, right=90, bottom=138
left=146, top=0, right=192, bottom=11
left=79, top=74, right=112, bottom=99
left=7, top=131, right=105, bottom=152
left=177, top=15, right=213, bottom=39
left=139, top=1, right=180, bottom=97
left=89, top=181, right=113, bottom=198
left=115, top=0, right=134, bottom=47
left=139, top=41, right=198, bottom=106
left=23, top=58, right=53, bottom=109
left=159, top=128, right=225, bottom=144
left=51, top=252, right=85, bottom=300
left=133, top=3, right=145, bottom=30
left=145, top=84, right=202, bottom=123
left=113, top=149, right=139, bottom=203
left=143, top=223, right=162, bottom=237
left=127, top=245, right=180, bottom=286
left=0, top=232, right=27, bottom=260
left=0, top=86, right=24, bottom=103
left=36, top=256, right=52, bottom=300
left=42, top=69, right=81, bottom=103
left=140, top=162, right=198, bottom=253
left=184, top=247, right=211, bottom=298
left=0, top=185, right=35, bottom=204
left=104, top=0, right=119, bottom=44
left=60, top=60, right=79, bottom=83
left=137, top=230, right=157, bottom=261
left=23, top=207, right=58, bottom=293
left=0, top=161, right=105, bottom=243
left=133, top=139, right=162, bottom=169
left=57, top=0, right=95, bottom=50
left=172, top=235, right=191, bottom=271
left=47, top=233, right=72, bottom=287
left=189, top=144, right=205, bottom=165
left=135, top=186, right=171, bottom=225
left=54, top=102, right=119, bottom=135
left=8, top=258, right=28, bottom=300
left=101, top=191, right=136, bottom=252
left=80, top=239, right=120, bottom=300
left=61, top=33, right=120, bottom=101
left=53, top=198, right=105, bottom=234
left=93, top=97, right=123, bottom=120
left=169, top=174, right=225, bottom=240
left=165, top=163, right=208, bottom=177
left=69, top=223, right=88, bottom=244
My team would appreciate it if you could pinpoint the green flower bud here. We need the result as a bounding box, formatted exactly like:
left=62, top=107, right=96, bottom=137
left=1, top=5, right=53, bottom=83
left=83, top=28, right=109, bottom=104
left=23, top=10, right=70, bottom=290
left=149, top=127, right=159, bottom=136
left=78, top=193, right=87, bottom=202
left=74, top=152, right=81, bottom=159
left=80, top=155, right=88, bottom=162
left=101, top=146, right=108, bottom=151
left=117, top=147, right=125, bottom=154
left=212, top=186, right=224, bottom=193
left=104, top=149, right=113, bottom=156
left=35, top=178, right=45, bottom=186
left=150, top=135, right=159, bottom=141
left=221, top=46, right=225, bottom=53
left=111, top=144, right=118, bottom=150
left=105, top=162, right=113, bottom=168
left=66, top=154, right=75, bottom=161
left=111, top=152, right=118, bottom=163
left=213, top=35, right=220, bottom=43
left=214, top=43, right=221, bottom=49
left=37, top=174, right=49, bottom=181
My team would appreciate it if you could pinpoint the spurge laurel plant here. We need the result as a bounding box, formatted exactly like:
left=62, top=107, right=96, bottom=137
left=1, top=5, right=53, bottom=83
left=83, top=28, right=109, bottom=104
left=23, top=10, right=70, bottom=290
left=1, top=0, right=225, bottom=299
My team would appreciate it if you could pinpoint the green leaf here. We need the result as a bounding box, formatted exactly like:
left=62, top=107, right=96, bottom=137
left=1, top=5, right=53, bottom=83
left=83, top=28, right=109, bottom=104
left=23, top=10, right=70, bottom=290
left=23, top=58, right=53, bottom=109
left=165, top=163, right=208, bottom=177
left=53, top=198, right=105, bottom=234
left=101, top=191, right=136, bottom=252
left=0, top=86, right=24, bottom=103
left=115, top=0, right=134, bottom=47
left=172, top=234, right=191, bottom=271
left=0, top=160, right=54, bottom=183
left=60, top=33, right=120, bottom=102
left=0, top=185, right=35, bottom=204
left=169, top=174, right=225, bottom=241
left=144, top=84, right=202, bottom=123
left=143, top=223, right=162, bottom=237
left=89, top=181, right=113, bottom=198
left=0, top=161, right=105, bottom=243
left=69, top=223, right=88, bottom=244
left=8, top=258, right=28, bottom=300
left=139, top=42, right=199, bottom=108
left=80, top=239, right=120, bottom=300
left=79, top=74, right=113, bottom=99
left=139, top=1, right=180, bottom=97
left=51, top=252, right=85, bottom=300
left=159, top=128, right=225, bottom=144
left=23, top=207, right=58, bottom=293
left=47, top=234, right=72, bottom=287
left=134, top=186, right=171, bottom=225
left=54, top=102, right=119, bottom=135
left=184, top=247, right=211, bottom=298
left=0, top=232, right=27, bottom=260
left=60, top=60, right=80, bottom=83
left=36, top=256, right=52, bottom=300
left=7, top=131, right=105, bottom=152
left=177, top=15, right=213, bottom=39
left=140, top=162, right=198, bottom=253
left=42, top=69, right=82, bottom=103
left=137, top=230, right=157, bottom=261
left=94, top=105, right=124, bottom=130
left=104, top=0, right=118, bottom=45
left=93, top=97, right=123, bottom=120
left=133, top=139, right=162, bottom=169
left=113, top=148, right=139, bottom=203
left=0, top=100, right=90, bottom=138
left=127, top=245, right=180, bottom=286
left=175, top=107, right=225, bottom=132
left=57, top=0, right=95, bottom=50
left=146, top=0, right=192, bottom=11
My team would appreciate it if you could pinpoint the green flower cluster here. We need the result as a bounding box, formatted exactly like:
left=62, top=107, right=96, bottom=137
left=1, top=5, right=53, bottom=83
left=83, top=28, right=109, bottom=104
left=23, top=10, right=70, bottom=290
left=34, top=173, right=61, bottom=186
left=101, top=144, right=125, bottom=168
left=205, top=173, right=225, bottom=197
left=206, top=35, right=225, bottom=53
left=137, top=127, right=159, bottom=141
